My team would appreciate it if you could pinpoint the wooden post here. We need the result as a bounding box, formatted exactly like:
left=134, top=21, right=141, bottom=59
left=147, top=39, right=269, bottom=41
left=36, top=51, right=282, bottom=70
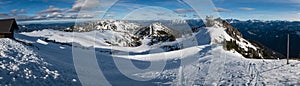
left=287, top=34, right=290, bottom=64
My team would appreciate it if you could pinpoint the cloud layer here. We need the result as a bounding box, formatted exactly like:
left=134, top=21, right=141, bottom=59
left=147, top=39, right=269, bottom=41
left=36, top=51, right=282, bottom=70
left=215, top=8, right=233, bottom=12
left=68, top=0, right=99, bottom=12
left=238, top=7, right=255, bottom=11
left=0, top=0, right=103, bottom=20
left=173, top=8, right=195, bottom=13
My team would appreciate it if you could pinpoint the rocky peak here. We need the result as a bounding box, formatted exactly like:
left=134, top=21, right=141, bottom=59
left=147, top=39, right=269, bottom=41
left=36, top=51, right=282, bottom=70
left=149, top=22, right=181, bottom=38
left=133, top=22, right=178, bottom=45
left=215, top=18, right=244, bottom=40
left=64, top=20, right=141, bottom=32
left=207, top=17, right=285, bottom=59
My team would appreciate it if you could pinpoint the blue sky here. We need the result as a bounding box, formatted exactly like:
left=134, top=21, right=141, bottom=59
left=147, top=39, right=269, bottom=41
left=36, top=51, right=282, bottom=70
left=0, top=0, right=299, bottom=22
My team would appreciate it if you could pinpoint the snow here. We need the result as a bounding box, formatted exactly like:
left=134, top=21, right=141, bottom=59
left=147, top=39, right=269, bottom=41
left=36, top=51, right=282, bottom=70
left=21, top=29, right=136, bottom=47
left=59, top=46, right=65, bottom=49
left=17, top=26, right=300, bottom=85
left=2, top=19, right=300, bottom=85
left=72, top=79, right=77, bottom=82
left=247, top=31, right=257, bottom=35
left=0, top=38, right=63, bottom=85
left=37, top=39, right=48, bottom=45
left=209, top=21, right=258, bottom=51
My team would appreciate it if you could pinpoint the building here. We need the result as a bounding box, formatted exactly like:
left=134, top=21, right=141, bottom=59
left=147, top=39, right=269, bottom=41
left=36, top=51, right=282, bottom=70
left=0, top=19, right=18, bottom=38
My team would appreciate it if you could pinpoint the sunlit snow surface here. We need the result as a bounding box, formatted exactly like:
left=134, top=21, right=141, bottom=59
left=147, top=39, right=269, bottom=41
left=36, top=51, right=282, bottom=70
left=1, top=21, right=300, bottom=85
left=0, top=39, right=62, bottom=85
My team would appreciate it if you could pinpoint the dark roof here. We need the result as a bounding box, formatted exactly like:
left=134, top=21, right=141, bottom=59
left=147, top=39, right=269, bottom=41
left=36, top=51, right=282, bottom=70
left=0, top=19, right=18, bottom=33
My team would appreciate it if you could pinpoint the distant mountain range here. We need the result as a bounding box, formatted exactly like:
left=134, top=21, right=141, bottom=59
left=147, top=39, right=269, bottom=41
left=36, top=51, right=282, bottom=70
left=227, top=19, right=300, bottom=58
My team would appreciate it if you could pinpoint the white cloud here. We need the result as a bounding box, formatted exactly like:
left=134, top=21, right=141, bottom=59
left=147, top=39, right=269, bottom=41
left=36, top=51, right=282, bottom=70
left=0, top=13, right=10, bottom=18
left=11, top=9, right=18, bottom=15
left=31, top=6, right=68, bottom=20
left=10, top=9, right=27, bottom=16
left=238, top=7, right=255, bottom=11
left=68, top=0, right=101, bottom=12
left=20, top=9, right=27, bottom=14
left=215, top=7, right=233, bottom=12
left=33, top=15, right=46, bottom=20
left=39, top=5, right=66, bottom=14
left=173, top=8, right=195, bottom=13
left=46, top=12, right=64, bottom=18
left=14, top=15, right=35, bottom=20
left=12, top=0, right=117, bottom=21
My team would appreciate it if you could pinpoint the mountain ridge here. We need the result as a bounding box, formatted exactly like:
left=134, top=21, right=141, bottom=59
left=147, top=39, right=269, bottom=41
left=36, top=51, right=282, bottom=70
left=62, top=18, right=285, bottom=59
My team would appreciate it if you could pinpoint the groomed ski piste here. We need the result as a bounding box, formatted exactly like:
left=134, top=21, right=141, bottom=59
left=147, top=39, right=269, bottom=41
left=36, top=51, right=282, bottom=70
left=1, top=19, right=300, bottom=85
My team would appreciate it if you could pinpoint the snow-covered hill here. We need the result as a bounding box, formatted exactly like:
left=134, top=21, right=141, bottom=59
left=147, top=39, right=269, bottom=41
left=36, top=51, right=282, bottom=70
left=60, top=20, right=189, bottom=47
left=0, top=38, right=61, bottom=85
left=1, top=18, right=300, bottom=85
left=221, top=19, right=285, bottom=59
left=64, top=20, right=141, bottom=33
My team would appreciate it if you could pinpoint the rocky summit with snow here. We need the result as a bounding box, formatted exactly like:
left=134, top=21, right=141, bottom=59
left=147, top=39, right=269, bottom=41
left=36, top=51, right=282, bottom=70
left=64, top=18, right=284, bottom=59
left=0, top=18, right=299, bottom=85
left=64, top=20, right=182, bottom=47
left=214, top=18, right=285, bottom=59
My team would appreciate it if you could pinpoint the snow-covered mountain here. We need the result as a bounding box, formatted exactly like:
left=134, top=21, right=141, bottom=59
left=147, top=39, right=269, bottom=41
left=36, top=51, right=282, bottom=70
left=227, top=19, right=300, bottom=58
left=64, top=20, right=141, bottom=33
left=213, top=18, right=285, bottom=59
left=1, top=18, right=299, bottom=85
left=63, top=18, right=284, bottom=59
left=64, top=20, right=183, bottom=47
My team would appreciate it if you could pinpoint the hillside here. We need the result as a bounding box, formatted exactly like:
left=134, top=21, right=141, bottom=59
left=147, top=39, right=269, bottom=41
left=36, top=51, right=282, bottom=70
left=0, top=18, right=299, bottom=85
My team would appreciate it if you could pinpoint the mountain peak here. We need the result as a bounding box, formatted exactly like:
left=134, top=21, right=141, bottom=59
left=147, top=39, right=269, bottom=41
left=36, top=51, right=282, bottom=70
left=205, top=17, right=285, bottom=59
left=148, top=22, right=180, bottom=37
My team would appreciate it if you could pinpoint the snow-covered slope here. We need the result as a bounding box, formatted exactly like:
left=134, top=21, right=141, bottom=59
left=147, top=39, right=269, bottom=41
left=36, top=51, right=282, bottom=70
left=213, top=18, right=285, bottom=59
left=0, top=38, right=60, bottom=85
left=64, top=20, right=141, bottom=33
left=5, top=18, right=300, bottom=85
